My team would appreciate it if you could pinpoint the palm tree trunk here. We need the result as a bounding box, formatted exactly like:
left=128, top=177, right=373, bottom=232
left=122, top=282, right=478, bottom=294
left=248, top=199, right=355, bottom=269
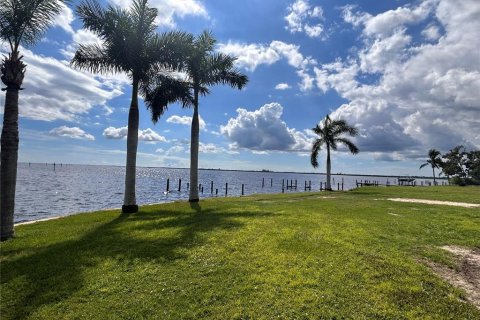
left=432, top=167, right=436, bottom=185
left=1, top=54, right=24, bottom=241
left=189, top=87, right=200, bottom=202
left=326, top=144, right=332, bottom=191
left=122, top=79, right=140, bottom=213
left=1, top=88, right=19, bottom=241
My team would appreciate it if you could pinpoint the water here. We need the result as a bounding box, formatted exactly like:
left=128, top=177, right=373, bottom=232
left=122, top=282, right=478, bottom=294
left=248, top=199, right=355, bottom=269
left=14, top=163, right=442, bottom=223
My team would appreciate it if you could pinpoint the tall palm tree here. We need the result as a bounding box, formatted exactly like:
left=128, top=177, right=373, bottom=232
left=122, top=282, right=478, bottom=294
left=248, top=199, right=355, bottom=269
left=310, top=115, right=359, bottom=191
left=1, top=0, right=69, bottom=241
left=71, top=0, right=191, bottom=213
left=420, top=149, right=442, bottom=185
left=167, top=31, right=248, bottom=202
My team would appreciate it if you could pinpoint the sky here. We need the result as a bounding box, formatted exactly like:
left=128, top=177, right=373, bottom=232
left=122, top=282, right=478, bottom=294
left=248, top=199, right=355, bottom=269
left=1, top=0, right=479, bottom=176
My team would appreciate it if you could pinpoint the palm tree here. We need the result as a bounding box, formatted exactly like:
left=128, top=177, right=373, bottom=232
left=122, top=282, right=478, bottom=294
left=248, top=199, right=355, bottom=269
left=310, top=115, right=359, bottom=191
left=419, top=149, right=442, bottom=185
left=1, top=0, right=69, bottom=241
left=164, top=31, right=248, bottom=202
left=71, top=0, right=191, bottom=213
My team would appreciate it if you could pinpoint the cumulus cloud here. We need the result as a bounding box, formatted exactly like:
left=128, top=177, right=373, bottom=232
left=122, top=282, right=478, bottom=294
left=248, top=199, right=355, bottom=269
left=285, top=0, right=325, bottom=38
left=103, top=126, right=167, bottom=143
left=0, top=47, right=127, bottom=122
left=199, top=142, right=239, bottom=154
left=52, top=3, right=75, bottom=34
left=275, top=83, right=291, bottom=90
left=220, top=102, right=312, bottom=152
left=110, top=0, right=208, bottom=27
left=166, top=115, right=206, bottom=130
left=49, top=126, right=95, bottom=140
left=217, top=40, right=316, bottom=91
left=217, top=40, right=316, bottom=72
left=321, top=0, right=480, bottom=155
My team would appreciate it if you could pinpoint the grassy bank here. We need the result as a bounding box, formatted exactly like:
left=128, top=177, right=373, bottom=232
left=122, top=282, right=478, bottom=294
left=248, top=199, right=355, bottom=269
left=1, top=186, right=479, bottom=319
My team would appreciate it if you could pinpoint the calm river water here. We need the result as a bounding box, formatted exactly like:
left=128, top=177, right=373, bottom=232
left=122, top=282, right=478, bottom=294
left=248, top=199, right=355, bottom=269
left=15, top=163, right=440, bottom=223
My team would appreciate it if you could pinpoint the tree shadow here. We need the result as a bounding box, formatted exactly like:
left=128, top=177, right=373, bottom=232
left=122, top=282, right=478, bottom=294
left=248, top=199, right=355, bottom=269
left=1, top=205, right=274, bottom=319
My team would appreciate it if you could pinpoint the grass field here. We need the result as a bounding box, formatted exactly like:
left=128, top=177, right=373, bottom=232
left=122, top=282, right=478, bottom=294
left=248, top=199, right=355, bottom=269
left=1, top=186, right=479, bottom=319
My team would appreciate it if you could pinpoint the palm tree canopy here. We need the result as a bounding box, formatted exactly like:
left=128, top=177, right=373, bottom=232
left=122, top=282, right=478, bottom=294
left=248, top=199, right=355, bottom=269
left=185, top=30, right=248, bottom=91
left=310, top=114, right=359, bottom=168
left=0, top=0, right=69, bottom=53
left=419, top=148, right=442, bottom=169
left=141, top=30, right=248, bottom=124
left=71, top=0, right=192, bottom=82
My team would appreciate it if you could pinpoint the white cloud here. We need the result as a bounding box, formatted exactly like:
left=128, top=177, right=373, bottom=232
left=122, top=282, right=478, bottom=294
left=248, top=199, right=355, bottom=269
left=53, top=3, right=75, bottom=34
left=285, top=0, right=325, bottom=38
left=103, top=126, right=128, bottom=139
left=199, top=142, right=239, bottom=154
left=139, top=128, right=167, bottom=143
left=325, top=0, right=480, bottom=153
left=217, top=40, right=316, bottom=72
left=166, top=115, right=206, bottom=130
left=220, top=102, right=312, bottom=152
left=217, top=40, right=316, bottom=91
left=110, top=0, right=208, bottom=27
left=103, top=126, right=167, bottom=143
left=0, top=47, right=127, bottom=122
left=166, top=145, right=185, bottom=155
left=49, top=126, right=95, bottom=140
left=275, top=83, right=291, bottom=90
left=422, top=24, right=441, bottom=40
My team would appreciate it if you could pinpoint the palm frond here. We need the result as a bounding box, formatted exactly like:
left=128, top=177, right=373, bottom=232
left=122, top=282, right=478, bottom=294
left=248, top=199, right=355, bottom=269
left=71, top=43, right=121, bottom=74
left=146, top=31, right=193, bottom=71
left=76, top=0, right=108, bottom=36
left=312, top=124, right=324, bottom=137
left=141, top=73, right=193, bottom=123
left=419, top=162, right=429, bottom=169
left=335, top=137, right=359, bottom=154
left=331, top=119, right=358, bottom=137
left=310, top=139, right=322, bottom=168
left=1, top=0, right=69, bottom=49
left=194, top=30, right=215, bottom=54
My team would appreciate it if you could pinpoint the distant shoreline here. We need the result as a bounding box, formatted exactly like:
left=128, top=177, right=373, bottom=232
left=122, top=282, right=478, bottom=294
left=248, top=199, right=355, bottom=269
left=19, top=162, right=448, bottom=180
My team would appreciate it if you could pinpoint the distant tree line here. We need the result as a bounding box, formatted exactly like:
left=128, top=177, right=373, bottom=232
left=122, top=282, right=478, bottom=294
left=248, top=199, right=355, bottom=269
left=421, top=146, right=480, bottom=185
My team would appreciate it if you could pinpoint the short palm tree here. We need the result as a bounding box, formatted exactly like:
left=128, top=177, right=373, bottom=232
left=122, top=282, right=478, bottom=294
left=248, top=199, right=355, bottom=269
left=71, top=0, right=191, bottom=213
left=419, top=149, right=442, bottom=184
left=310, top=115, right=359, bottom=191
left=149, top=31, right=248, bottom=202
left=1, top=0, right=69, bottom=241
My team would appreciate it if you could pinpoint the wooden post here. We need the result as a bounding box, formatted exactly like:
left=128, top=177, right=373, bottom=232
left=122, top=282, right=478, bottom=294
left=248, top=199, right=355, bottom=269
left=270, top=178, right=273, bottom=187
left=342, top=182, right=344, bottom=190
left=282, top=179, right=285, bottom=193
left=166, top=178, right=170, bottom=192
left=178, top=179, right=181, bottom=192
left=295, top=180, right=297, bottom=190
left=225, top=183, right=228, bottom=196
left=216, top=189, right=218, bottom=196
left=337, top=182, right=340, bottom=190
left=211, top=181, right=214, bottom=194
left=187, top=182, right=189, bottom=190
left=242, top=184, right=244, bottom=196
left=262, top=178, right=265, bottom=188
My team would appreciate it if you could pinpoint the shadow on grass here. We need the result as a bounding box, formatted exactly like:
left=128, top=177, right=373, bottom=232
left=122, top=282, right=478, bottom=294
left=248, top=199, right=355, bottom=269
left=1, top=205, right=273, bottom=319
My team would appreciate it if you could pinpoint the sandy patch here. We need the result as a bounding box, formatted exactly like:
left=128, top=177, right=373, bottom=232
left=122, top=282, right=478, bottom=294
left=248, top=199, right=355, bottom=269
left=387, top=198, right=480, bottom=208
left=318, top=196, right=337, bottom=199
left=425, top=246, right=480, bottom=309
left=387, top=212, right=401, bottom=217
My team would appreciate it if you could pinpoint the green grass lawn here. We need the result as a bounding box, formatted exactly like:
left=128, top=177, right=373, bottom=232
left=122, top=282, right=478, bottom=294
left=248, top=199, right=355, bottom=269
left=1, top=186, right=479, bottom=319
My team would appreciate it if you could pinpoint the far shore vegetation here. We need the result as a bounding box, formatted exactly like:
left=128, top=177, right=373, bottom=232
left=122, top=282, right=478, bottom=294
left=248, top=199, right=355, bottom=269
left=1, top=187, right=479, bottom=318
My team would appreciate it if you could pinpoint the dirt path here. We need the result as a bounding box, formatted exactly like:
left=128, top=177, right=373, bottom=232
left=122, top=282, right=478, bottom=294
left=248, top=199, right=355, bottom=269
left=387, top=198, right=480, bottom=208
left=425, top=246, right=480, bottom=309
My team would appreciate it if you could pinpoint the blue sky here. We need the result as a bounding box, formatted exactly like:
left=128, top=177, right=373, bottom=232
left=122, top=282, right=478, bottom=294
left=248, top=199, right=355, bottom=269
left=1, top=0, right=479, bottom=175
